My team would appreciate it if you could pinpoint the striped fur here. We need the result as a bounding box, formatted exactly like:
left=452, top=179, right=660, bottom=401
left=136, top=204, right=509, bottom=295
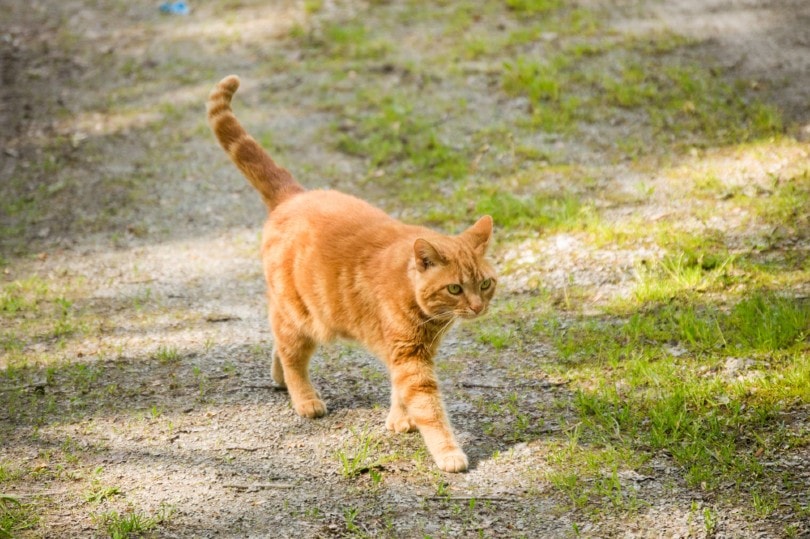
left=207, top=75, right=304, bottom=210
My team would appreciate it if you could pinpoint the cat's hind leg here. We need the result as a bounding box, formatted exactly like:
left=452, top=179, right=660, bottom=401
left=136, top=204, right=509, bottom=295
left=271, top=350, right=286, bottom=389
left=270, top=315, right=326, bottom=419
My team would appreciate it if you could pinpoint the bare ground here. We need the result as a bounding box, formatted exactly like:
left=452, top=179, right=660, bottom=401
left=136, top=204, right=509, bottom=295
left=1, top=0, right=809, bottom=538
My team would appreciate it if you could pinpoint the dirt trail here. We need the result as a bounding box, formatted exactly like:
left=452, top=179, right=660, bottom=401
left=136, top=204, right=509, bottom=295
left=1, top=1, right=809, bottom=537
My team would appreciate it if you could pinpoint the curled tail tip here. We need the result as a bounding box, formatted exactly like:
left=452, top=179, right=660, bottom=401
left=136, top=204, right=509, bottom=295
left=218, top=74, right=240, bottom=93
left=208, top=75, right=241, bottom=107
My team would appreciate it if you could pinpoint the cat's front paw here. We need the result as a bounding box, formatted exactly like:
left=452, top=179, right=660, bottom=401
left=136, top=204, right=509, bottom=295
left=295, top=398, right=327, bottom=418
left=436, top=450, right=468, bottom=473
left=385, top=410, right=417, bottom=433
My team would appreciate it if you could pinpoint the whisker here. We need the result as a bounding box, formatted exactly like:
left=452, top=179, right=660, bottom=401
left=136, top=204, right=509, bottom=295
left=429, top=317, right=456, bottom=348
left=418, top=311, right=454, bottom=326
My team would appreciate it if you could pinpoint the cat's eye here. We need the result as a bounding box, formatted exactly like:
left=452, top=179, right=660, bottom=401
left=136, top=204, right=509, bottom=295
left=480, top=278, right=492, bottom=291
left=447, top=284, right=463, bottom=295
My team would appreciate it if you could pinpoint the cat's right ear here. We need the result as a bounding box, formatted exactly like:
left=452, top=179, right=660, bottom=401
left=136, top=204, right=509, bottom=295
left=414, top=239, right=444, bottom=272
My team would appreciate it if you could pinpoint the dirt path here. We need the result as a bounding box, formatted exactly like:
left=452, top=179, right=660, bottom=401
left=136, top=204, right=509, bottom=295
left=1, top=1, right=808, bottom=537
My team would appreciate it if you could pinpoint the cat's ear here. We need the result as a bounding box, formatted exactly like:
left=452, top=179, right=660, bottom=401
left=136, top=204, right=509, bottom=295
left=413, top=239, right=445, bottom=272
left=463, top=215, right=493, bottom=255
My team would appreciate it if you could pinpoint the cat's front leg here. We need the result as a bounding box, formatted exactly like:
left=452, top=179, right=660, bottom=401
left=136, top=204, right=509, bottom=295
left=385, top=385, right=417, bottom=433
left=391, top=361, right=468, bottom=473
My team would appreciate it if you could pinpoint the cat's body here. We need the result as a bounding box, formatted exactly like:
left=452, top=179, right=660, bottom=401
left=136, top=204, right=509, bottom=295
left=207, top=75, right=496, bottom=472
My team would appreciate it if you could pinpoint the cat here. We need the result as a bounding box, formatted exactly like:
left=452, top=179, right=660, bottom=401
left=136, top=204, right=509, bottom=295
left=207, top=75, right=497, bottom=472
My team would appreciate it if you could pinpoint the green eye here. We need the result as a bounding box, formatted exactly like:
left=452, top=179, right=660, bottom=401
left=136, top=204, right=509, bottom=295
left=447, top=284, right=463, bottom=295
left=480, top=278, right=492, bottom=290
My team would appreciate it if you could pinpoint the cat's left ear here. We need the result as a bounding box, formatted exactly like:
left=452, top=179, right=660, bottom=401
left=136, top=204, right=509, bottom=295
left=463, top=215, right=493, bottom=255
left=414, top=238, right=446, bottom=272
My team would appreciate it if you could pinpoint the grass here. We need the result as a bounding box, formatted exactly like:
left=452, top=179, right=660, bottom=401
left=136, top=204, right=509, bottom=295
left=84, top=483, right=121, bottom=504
left=0, top=494, right=38, bottom=538
left=500, top=35, right=783, bottom=150
left=94, top=504, right=173, bottom=539
left=542, top=289, right=809, bottom=493
left=336, top=430, right=383, bottom=478
left=333, top=92, right=470, bottom=196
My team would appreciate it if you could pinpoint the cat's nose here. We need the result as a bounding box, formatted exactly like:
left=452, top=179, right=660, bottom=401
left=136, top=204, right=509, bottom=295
left=470, top=302, right=484, bottom=314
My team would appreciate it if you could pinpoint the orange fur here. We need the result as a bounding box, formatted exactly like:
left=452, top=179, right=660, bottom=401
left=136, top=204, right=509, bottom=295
left=207, top=75, right=497, bottom=472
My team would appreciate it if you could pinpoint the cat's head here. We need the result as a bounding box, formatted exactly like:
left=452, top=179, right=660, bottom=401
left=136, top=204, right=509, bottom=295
left=411, top=215, right=497, bottom=321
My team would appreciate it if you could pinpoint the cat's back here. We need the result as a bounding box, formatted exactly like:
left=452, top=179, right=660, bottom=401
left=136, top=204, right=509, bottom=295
left=275, top=189, right=390, bottom=226
left=262, top=189, right=416, bottom=263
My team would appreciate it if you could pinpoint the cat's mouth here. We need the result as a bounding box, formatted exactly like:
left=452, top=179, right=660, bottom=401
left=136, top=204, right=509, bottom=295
left=456, top=308, right=486, bottom=320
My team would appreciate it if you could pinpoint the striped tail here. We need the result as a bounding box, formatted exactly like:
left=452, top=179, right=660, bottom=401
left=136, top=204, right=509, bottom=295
left=207, top=75, right=304, bottom=210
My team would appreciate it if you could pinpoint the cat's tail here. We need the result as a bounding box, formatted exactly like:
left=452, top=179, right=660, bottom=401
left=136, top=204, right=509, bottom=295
left=207, top=75, right=304, bottom=210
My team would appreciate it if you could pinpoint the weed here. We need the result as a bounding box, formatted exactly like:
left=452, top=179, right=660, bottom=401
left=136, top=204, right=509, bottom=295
left=473, top=190, right=586, bottom=231
left=154, top=346, right=179, bottom=364
left=505, top=0, right=562, bottom=15
left=500, top=31, right=782, bottom=148
left=94, top=504, right=173, bottom=539
left=334, top=93, right=468, bottom=190
left=751, top=488, right=779, bottom=519
left=192, top=365, right=209, bottom=400
left=0, top=495, right=38, bottom=538
left=336, top=430, right=381, bottom=478
left=84, top=483, right=121, bottom=504
left=702, top=506, right=717, bottom=536
left=475, top=326, right=511, bottom=350
left=149, top=405, right=162, bottom=419
left=343, top=506, right=369, bottom=537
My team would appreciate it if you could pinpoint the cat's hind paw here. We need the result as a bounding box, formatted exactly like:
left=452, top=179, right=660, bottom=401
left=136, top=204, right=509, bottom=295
left=436, top=451, right=468, bottom=473
left=295, top=398, right=327, bottom=418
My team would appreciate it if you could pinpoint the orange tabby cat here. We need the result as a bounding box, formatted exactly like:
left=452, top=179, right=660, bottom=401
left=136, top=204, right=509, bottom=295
left=207, top=75, right=496, bottom=472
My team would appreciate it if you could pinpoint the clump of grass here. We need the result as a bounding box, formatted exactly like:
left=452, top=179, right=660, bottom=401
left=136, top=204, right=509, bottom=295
left=297, top=20, right=392, bottom=62
left=473, top=189, right=586, bottom=231
left=505, top=0, right=563, bottom=15
left=476, top=391, right=545, bottom=443
left=0, top=494, right=38, bottom=538
left=154, top=346, right=179, bottom=364
left=543, top=425, right=645, bottom=511
left=94, top=504, right=173, bottom=539
left=0, top=277, right=48, bottom=315
left=729, top=292, right=810, bottom=351
left=336, top=430, right=382, bottom=478
left=84, top=482, right=121, bottom=504
left=335, top=94, right=469, bottom=191
left=630, top=251, right=735, bottom=305
left=502, top=55, right=583, bottom=133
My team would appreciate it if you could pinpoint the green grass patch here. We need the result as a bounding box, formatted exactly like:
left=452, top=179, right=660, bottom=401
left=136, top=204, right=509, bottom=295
left=0, top=276, right=92, bottom=366
left=296, top=20, right=392, bottom=62
left=505, top=0, right=563, bottom=15
left=543, top=425, right=646, bottom=511
left=335, top=94, right=468, bottom=181
left=474, top=190, right=585, bottom=230
left=94, top=504, right=173, bottom=539
left=0, top=494, right=38, bottom=538
left=545, top=289, right=809, bottom=500
left=500, top=32, right=783, bottom=149
left=335, top=430, right=384, bottom=478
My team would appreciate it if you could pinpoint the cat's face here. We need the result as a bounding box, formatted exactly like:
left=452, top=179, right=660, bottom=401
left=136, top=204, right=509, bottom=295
left=412, top=216, right=496, bottom=321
